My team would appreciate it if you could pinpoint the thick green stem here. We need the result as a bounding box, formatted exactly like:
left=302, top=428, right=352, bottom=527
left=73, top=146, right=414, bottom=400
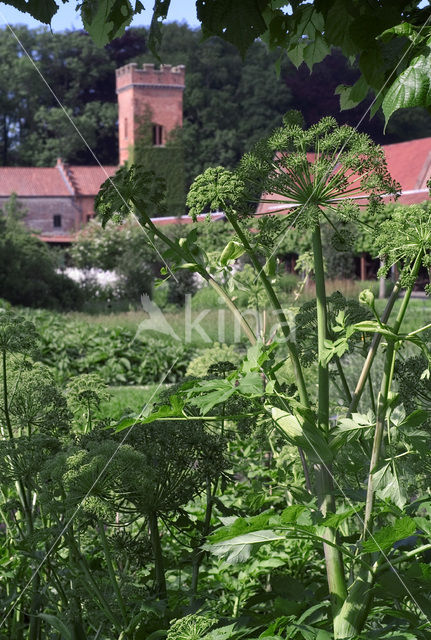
left=2, top=350, right=13, bottom=441
left=149, top=512, right=167, bottom=599
left=312, top=224, right=347, bottom=635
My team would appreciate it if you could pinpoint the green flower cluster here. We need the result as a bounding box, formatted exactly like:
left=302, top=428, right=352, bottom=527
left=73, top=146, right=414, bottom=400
left=374, top=204, right=431, bottom=289
left=95, top=165, right=167, bottom=227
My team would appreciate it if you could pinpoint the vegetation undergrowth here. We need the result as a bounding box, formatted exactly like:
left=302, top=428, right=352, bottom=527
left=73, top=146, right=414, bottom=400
left=2, top=114, right=431, bottom=640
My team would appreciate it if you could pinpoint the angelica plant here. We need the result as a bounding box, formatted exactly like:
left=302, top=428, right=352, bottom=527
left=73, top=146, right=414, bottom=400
left=96, top=116, right=431, bottom=638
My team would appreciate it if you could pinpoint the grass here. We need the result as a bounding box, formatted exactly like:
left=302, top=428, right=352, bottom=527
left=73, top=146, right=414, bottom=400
left=100, top=384, right=165, bottom=420
left=66, top=279, right=431, bottom=346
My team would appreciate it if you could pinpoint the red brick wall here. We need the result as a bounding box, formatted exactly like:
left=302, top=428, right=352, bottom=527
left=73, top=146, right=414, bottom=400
left=116, top=63, right=185, bottom=165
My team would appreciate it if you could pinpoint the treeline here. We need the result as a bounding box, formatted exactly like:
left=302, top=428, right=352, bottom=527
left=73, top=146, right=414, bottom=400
left=2, top=23, right=431, bottom=186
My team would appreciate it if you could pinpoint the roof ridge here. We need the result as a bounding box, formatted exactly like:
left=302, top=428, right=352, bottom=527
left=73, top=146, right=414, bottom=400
left=56, top=158, right=76, bottom=196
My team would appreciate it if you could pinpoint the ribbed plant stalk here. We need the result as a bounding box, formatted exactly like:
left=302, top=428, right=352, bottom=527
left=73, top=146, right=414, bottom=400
left=2, top=349, right=42, bottom=640
left=67, top=531, right=121, bottom=631
left=148, top=512, right=167, bottom=599
left=312, top=223, right=348, bottom=637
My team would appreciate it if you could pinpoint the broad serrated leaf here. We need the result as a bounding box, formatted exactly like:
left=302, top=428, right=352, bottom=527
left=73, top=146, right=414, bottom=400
left=362, top=517, right=416, bottom=552
left=236, top=371, right=264, bottom=396
left=81, top=0, right=135, bottom=47
left=382, top=51, right=431, bottom=126
left=196, top=0, right=268, bottom=57
left=6, top=0, right=58, bottom=23
left=398, top=409, right=428, bottom=429
left=372, top=463, right=406, bottom=509
left=324, top=0, right=356, bottom=55
left=379, top=22, right=417, bottom=43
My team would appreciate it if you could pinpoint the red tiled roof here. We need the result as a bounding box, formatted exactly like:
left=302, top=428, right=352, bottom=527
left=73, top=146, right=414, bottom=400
left=0, top=161, right=118, bottom=198
left=0, top=167, right=72, bottom=197
left=384, top=137, right=431, bottom=191
left=69, top=166, right=117, bottom=196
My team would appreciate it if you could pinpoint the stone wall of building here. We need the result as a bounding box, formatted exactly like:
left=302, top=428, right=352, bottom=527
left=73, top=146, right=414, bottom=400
left=0, top=197, right=80, bottom=236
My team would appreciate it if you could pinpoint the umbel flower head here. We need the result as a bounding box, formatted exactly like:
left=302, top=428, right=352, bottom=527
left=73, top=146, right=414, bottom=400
left=374, top=204, right=431, bottom=290
left=236, top=114, right=400, bottom=227
left=187, top=166, right=248, bottom=220
left=0, top=311, right=37, bottom=355
left=95, top=165, right=167, bottom=227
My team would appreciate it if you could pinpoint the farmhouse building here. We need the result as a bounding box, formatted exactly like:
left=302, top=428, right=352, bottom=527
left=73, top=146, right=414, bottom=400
left=0, top=58, right=431, bottom=241
left=0, top=62, right=185, bottom=243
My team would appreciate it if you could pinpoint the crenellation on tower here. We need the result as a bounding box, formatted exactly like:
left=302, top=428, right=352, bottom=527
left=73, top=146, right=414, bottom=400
left=116, top=62, right=185, bottom=164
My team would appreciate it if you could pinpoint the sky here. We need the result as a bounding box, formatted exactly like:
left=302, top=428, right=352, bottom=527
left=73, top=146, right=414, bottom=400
left=0, top=0, right=200, bottom=32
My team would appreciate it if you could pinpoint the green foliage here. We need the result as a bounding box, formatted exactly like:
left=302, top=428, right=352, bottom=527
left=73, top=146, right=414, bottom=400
left=186, top=342, right=241, bottom=378
left=134, top=113, right=185, bottom=216
left=295, top=292, right=372, bottom=367
left=166, top=613, right=217, bottom=639
left=375, top=204, right=431, bottom=289
left=0, top=196, right=83, bottom=310
left=30, top=308, right=195, bottom=385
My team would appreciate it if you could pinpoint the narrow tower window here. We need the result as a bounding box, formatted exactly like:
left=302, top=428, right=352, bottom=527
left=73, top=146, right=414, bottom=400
left=152, top=124, right=163, bottom=146
left=53, top=214, right=62, bottom=228
left=124, top=117, right=128, bottom=140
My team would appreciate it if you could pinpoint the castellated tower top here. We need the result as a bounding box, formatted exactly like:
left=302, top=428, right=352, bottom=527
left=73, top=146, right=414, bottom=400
left=116, top=62, right=185, bottom=165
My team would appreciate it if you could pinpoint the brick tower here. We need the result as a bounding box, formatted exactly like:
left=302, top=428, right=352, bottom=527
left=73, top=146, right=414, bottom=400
left=116, top=62, right=185, bottom=165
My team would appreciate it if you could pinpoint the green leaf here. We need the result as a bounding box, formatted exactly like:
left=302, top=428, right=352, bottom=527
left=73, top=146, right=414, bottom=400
left=382, top=50, right=431, bottom=126
left=113, top=415, right=139, bottom=432
left=196, top=0, right=268, bottom=57
left=81, top=0, right=135, bottom=47
left=206, top=529, right=284, bottom=564
left=398, top=409, right=428, bottom=429
left=372, top=463, right=406, bottom=509
left=379, top=22, right=417, bottom=43
left=322, top=506, right=363, bottom=529
left=38, top=614, right=73, bottom=640
left=219, top=240, right=245, bottom=265
left=324, top=0, right=356, bottom=55
left=362, top=517, right=416, bottom=552
left=236, top=371, right=264, bottom=396
left=189, top=379, right=236, bottom=415
left=148, top=0, right=171, bottom=59
left=335, top=75, right=369, bottom=111
left=271, top=407, right=333, bottom=463
left=6, top=0, right=58, bottom=22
